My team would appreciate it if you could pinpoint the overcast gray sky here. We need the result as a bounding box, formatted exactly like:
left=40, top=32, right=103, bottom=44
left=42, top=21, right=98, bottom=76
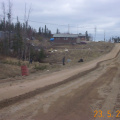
left=1, top=0, right=120, bottom=41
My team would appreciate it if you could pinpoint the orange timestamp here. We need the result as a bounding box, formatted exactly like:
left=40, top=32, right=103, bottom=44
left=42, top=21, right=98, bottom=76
left=94, top=110, right=120, bottom=118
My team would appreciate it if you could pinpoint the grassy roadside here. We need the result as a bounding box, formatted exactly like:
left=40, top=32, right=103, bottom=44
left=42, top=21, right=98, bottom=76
left=0, top=42, right=114, bottom=79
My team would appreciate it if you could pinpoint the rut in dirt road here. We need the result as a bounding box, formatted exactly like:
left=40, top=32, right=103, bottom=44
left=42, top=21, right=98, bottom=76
left=34, top=66, right=118, bottom=120
left=34, top=51, right=120, bottom=120
left=0, top=50, right=119, bottom=110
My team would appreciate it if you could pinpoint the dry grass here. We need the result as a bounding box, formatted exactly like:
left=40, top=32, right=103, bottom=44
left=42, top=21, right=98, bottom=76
left=0, top=57, right=50, bottom=79
left=0, top=42, right=114, bottom=79
left=45, top=42, right=114, bottom=65
left=0, top=64, right=21, bottom=79
left=29, top=39, right=51, bottom=48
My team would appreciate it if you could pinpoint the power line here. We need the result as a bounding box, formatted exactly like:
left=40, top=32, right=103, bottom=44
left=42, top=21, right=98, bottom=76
left=0, top=14, right=95, bottom=29
left=1, top=14, right=120, bottom=33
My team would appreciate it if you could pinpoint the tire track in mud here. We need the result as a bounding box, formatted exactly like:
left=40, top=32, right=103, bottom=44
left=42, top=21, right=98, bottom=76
left=94, top=68, right=120, bottom=120
left=34, top=66, right=118, bottom=120
left=0, top=51, right=119, bottom=109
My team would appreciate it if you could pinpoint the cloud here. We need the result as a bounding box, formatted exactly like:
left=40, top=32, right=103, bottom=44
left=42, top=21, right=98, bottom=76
left=1, top=0, right=120, bottom=40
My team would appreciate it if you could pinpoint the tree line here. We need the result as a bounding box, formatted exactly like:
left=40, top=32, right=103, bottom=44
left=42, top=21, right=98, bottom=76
left=0, top=1, right=52, bottom=62
left=38, top=25, right=52, bottom=38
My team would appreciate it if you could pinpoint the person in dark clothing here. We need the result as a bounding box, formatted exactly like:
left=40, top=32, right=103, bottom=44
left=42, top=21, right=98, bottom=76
left=63, top=56, right=65, bottom=65
left=29, top=58, right=33, bottom=64
left=78, top=58, right=84, bottom=62
left=22, top=55, right=25, bottom=61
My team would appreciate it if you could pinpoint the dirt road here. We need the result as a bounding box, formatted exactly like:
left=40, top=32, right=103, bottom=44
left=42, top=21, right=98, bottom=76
left=0, top=44, right=120, bottom=120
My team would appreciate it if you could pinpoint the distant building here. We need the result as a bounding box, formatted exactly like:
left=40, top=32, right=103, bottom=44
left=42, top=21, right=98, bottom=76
left=76, top=34, right=87, bottom=43
left=113, top=37, right=120, bottom=43
left=53, top=34, right=78, bottom=44
left=52, top=33, right=89, bottom=44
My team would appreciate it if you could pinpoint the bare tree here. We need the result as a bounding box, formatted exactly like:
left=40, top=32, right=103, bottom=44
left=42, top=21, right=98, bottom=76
left=22, top=3, right=32, bottom=61
left=1, top=2, right=6, bottom=29
left=7, top=0, right=12, bottom=50
left=1, top=2, right=6, bottom=54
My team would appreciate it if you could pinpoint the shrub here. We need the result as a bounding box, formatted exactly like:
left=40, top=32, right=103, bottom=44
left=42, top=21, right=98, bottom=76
left=34, top=64, right=47, bottom=70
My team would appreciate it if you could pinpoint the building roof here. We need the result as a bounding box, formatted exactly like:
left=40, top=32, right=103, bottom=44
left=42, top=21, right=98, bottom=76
left=53, top=34, right=86, bottom=38
left=79, top=34, right=86, bottom=37
left=53, top=34, right=78, bottom=38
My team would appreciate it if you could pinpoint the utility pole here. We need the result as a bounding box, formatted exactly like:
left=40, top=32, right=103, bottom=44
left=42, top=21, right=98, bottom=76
left=68, top=24, right=70, bottom=34
left=94, top=26, right=96, bottom=41
left=77, top=24, right=78, bottom=34
left=104, top=30, right=106, bottom=42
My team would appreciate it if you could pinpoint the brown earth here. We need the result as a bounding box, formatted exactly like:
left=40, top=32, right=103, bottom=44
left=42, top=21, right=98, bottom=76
left=0, top=43, right=120, bottom=120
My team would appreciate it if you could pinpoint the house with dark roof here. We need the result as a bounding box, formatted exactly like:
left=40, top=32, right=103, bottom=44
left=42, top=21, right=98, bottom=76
left=53, top=34, right=78, bottom=44
left=52, top=33, right=89, bottom=44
